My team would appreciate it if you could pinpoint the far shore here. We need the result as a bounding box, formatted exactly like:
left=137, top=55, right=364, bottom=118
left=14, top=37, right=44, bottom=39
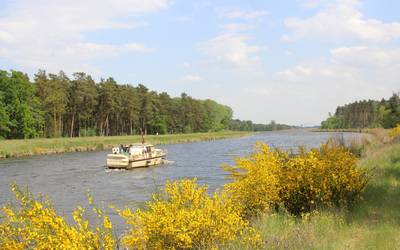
left=312, top=128, right=371, bottom=133
left=0, top=131, right=252, bottom=159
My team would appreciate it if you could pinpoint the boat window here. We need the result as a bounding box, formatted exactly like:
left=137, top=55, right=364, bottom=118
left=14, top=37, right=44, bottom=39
left=129, top=147, right=143, bottom=155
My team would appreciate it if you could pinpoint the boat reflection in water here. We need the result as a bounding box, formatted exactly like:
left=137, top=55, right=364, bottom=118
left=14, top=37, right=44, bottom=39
left=107, top=143, right=167, bottom=169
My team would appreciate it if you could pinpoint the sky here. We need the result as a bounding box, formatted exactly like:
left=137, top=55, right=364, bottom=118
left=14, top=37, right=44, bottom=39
left=0, top=0, right=399, bottom=126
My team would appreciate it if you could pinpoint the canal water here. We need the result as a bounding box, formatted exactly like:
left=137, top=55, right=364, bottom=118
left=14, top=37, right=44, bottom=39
left=0, top=130, right=362, bottom=233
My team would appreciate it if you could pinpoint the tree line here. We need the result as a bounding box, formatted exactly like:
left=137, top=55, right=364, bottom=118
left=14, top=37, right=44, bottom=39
left=0, top=69, right=290, bottom=139
left=229, top=119, right=292, bottom=131
left=321, top=93, right=400, bottom=129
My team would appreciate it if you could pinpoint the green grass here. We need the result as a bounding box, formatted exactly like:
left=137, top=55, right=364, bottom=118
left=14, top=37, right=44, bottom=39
left=225, top=142, right=400, bottom=250
left=0, top=131, right=252, bottom=159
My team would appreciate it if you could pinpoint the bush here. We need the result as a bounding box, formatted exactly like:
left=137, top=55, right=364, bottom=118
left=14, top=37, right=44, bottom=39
left=223, top=142, right=369, bottom=216
left=0, top=184, right=115, bottom=250
left=389, top=123, right=400, bottom=141
left=278, top=143, right=369, bottom=215
left=223, top=144, right=281, bottom=218
left=116, top=178, right=260, bottom=249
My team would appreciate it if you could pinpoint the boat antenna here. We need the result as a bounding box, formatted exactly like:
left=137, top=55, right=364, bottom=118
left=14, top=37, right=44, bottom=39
left=141, top=128, right=145, bottom=144
left=140, top=119, right=146, bottom=144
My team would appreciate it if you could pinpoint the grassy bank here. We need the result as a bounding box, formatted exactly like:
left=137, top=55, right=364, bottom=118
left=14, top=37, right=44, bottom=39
left=312, top=128, right=365, bottom=133
left=227, top=141, right=400, bottom=249
left=0, top=131, right=251, bottom=159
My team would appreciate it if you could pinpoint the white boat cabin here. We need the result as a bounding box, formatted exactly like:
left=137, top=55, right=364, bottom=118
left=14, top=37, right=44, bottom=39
left=112, top=143, right=155, bottom=156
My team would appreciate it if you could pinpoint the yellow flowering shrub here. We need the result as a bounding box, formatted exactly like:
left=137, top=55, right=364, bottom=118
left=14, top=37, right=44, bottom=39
left=223, top=143, right=281, bottom=218
left=224, top=142, right=369, bottom=216
left=0, top=184, right=115, bottom=250
left=117, top=178, right=260, bottom=249
left=278, top=143, right=369, bottom=214
left=389, top=123, right=400, bottom=140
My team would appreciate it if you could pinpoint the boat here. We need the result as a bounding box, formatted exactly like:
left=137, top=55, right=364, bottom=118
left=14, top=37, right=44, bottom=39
left=106, top=143, right=167, bottom=169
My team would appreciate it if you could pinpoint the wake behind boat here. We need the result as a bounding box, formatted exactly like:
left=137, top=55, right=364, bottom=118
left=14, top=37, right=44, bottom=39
left=106, top=143, right=166, bottom=169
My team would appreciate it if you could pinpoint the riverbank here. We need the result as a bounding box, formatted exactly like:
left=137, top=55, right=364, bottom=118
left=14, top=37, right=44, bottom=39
left=312, top=128, right=364, bottom=132
left=227, top=141, right=400, bottom=249
left=312, top=127, right=386, bottom=136
left=0, top=131, right=252, bottom=159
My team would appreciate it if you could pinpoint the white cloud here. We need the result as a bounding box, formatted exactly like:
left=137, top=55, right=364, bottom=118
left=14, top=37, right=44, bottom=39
left=277, top=65, right=316, bottom=80
left=199, top=6, right=265, bottom=70
left=284, top=0, right=400, bottom=43
left=329, top=46, right=400, bottom=85
left=297, top=0, right=331, bottom=9
left=200, top=33, right=261, bottom=69
left=124, top=43, right=155, bottom=53
left=182, top=62, right=191, bottom=68
left=278, top=46, right=400, bottom=83
left=220, top=23, right=255, bottom=33
left=0, top=31, right=14, bottom=43
left=331, top=46, right=400, bottom=68
left=217, top=8, right=268, bottom=20
left=272, top=1, right=400, bottom=123
left=182, top=74, right=202, bottom=81
left=273, top=46, right=400, bottom=122
left=0, top=0, right=169, bottom=73
left=277, top=61, right=355, bottom=85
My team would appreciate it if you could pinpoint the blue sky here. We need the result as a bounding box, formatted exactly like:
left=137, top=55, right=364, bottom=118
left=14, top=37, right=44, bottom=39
left=0, top=0, right=399, bottom=125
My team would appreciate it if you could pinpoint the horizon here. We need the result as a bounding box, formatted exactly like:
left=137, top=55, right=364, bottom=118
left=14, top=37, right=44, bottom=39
left=0, top=0, right=399, bottom=125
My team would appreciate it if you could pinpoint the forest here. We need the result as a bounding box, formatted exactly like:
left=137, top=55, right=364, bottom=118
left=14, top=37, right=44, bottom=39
left=0, top=69, right=288, bottom=139
left=229, top=119, right=291, bottom=131
left=321, top=93, right=400, bottom=129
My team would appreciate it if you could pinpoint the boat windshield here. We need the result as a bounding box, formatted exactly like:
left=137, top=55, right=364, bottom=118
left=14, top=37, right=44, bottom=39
left=129, top=146, right=145, bottom=155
